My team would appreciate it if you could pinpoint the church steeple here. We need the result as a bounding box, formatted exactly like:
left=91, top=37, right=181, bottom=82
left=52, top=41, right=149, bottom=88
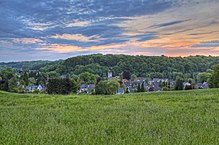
left=108, top=69, right=113, bottom=78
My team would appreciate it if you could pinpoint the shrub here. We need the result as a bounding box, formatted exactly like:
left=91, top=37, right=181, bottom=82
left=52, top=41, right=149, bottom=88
left=95, top=79, right=119, bottom=95
left=47, top=78, right=73, bottom=95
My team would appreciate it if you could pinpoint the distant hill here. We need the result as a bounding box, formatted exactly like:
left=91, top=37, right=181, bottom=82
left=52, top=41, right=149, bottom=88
left=1, top=54, right=219, bottom=79
left=0, top=60, right=61, bottom=70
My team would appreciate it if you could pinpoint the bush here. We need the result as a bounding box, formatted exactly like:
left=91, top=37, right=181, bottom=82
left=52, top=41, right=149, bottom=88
left=47, top=78, right=73, bottom=95
left=95, top=79, right=119, bottom=95
left=208, top=64, right=219, bottom=88
left=162, top=87, right=170, bottom=91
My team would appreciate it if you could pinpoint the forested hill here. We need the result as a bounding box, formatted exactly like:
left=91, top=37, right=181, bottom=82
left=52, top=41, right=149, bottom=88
left=39, top=54, right=219, bottom=79
left=0, top=60, right=60, bottom=70
left=1, top=54, right=219, bottom=79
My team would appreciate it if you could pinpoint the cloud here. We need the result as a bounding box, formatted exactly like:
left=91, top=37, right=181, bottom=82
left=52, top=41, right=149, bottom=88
left=192, top=40, right=219, bottom=47
left=1, top=0, right=219, bottom=61
left=65, top=21, right=90, bottom=27
left=50, top=34, right=102, bottom=42
left=35, top=43, right=126, bottom=53
left=13, top=38, right=43, bottom=44
left=155, top=19, right=190, bottom=27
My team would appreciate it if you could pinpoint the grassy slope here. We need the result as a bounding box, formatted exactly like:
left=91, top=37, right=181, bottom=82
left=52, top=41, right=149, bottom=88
left=0, top=89, right=218, bottom=145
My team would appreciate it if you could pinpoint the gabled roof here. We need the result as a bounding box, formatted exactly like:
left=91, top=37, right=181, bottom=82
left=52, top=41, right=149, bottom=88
left=80, top=84, right=88, bottom=89
left=183, top=82, right=191, bottom=86
left=87, top=84, right=95, bottom=90
left=151, top=81, right=161, bottom=90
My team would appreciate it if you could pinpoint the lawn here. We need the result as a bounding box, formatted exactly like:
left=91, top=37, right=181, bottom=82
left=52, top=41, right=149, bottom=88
left=0, top=89, right=219, bottom=145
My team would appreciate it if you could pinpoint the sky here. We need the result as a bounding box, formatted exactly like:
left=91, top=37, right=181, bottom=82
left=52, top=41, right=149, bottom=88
left=1, top=0, right=219, bottom=62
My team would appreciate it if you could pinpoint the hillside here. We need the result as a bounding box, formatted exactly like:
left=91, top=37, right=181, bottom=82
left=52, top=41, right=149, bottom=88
left=9, top=54, right=219, bottom=79
left=0, top=89, right=218, bottom=144
left=1, top=54, right=219, bottom=81
left=0, top=60, right=55, bottom=70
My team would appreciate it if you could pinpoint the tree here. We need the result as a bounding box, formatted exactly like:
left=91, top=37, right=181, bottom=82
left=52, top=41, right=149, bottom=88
left=131, top=74, right=137, bottom=81
left=48, top=71, right=60, bottom=78
left=140, top=82, right=145, bottom=92
left=8, top=76, right=18, bottom=92
left=137, top=84, right=141, bottom=92
left=0, top=80, right=8, bottom=91
left=79, top=72, right=97, bottom=84
left=123, top=70, right=131, bottom=80
left=23, top=71, right=29, bottom=86
left=28, top=77, right=36, bottom=86
left=208, top=64, right=219, bottom=88
left=72, top=79, right=79, bottom=93
left=47, top=78, right=74, bottom=95
left=65, top=78, right=73, bottom=94
left=175, top=78, right=183, bottom=90
left=197, top=72, right=211, bottom=83
left=0, top=69, right=14, bottom=80
left=95, top=79, right=119, bottom=95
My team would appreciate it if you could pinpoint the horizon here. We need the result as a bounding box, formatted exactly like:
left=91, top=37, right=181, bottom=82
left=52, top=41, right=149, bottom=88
left=0, top=53, right=217, bottom=63
left=1, top=0, right=219, bottom=62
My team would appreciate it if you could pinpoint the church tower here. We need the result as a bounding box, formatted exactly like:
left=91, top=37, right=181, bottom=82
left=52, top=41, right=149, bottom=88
left=108, top=70, right=113, bottom=78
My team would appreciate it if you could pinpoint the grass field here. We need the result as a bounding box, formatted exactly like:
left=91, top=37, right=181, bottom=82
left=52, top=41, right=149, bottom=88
left=0, top=89, right=219, bottom=145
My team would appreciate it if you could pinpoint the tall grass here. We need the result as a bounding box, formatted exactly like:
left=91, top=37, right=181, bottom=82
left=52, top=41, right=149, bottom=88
left=0, top=89, right=218, bottom=144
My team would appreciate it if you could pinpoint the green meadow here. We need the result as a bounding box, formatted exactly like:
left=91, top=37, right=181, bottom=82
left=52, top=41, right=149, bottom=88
left=0, top=89, right=218, bottom=145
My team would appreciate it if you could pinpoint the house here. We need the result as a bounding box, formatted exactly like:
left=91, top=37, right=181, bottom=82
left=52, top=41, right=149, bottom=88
left=143, top=83, right=150, bottom=92
left=79, top=84, right=95, bottom=94
left=87, top=84, right=95, bottom=94
left=149, top=81, right=161, bottom=91
left=79, top=84, right=88, bottom=93
left=203, top=82, right=209, bottom=89
left=26, top=85, right=46, bottom=92
left=196, top=82, right=209, bottom=89
left=26, top=85, right=38, bottom=92
left=117, top=87, right=124, bottom=95
left=196, top=83, right=203, bottom=89
left=183, top=82, right=192, bottom=90
left=134, top=77, right=146, bottom=84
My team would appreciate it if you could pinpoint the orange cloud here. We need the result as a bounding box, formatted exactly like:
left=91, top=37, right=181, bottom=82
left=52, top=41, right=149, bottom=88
left=50, top=34, right=103, bottom=42
left=36, top=44, right=82, bottom=53
left=139, top=38, right=199, bottom=49
left=35, top=43, right=126, bottom=53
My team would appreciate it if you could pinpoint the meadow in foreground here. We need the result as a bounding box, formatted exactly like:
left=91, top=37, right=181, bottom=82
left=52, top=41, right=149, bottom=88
left=0, top=89, right=218, bottom=145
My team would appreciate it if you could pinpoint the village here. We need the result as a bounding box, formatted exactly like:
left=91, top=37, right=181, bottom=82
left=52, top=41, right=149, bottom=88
left=78, top=70, right=209, bottom=95
left=0, top=69, right=209, bottom=95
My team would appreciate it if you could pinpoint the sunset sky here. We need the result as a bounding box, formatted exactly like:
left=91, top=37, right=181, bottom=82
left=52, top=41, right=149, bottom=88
left=1, top=0, right=219, bottom=62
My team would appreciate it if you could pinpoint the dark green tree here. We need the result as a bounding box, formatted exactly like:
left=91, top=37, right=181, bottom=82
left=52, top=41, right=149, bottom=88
left=79, top=72, right=97, bottom=84
left=8, top=76, right=18, bottom=92
left=23, top=72, right=29, bottom=86
left=137, top=84, right=141, bottom=92
left=197, top=72, right=211, bottom=83
left=123, top=70, right=131, bottom=80
left=175, top=78, right=183, bottom=90
left=0, top=80, right=8, bottom=91
left=140, top=83, right=145, bottom=92
left=47, top=78, right=74, bottom=95
left=208, top=64, right=219, bottom=88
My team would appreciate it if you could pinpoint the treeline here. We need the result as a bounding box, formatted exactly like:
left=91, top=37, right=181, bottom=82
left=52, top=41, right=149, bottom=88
left=0, top=60, right=60, bottom=70
left=1, top=54, right=219, bottom=80
left=39, top=54, right=219, bottom=79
